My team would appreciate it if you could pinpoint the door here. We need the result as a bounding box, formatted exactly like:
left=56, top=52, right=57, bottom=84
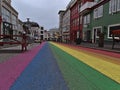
left=93, top=29, right=96, bottom=43
left=86, top=30, right=91, bottom=42
left=93, top=27, right=102, bottom=43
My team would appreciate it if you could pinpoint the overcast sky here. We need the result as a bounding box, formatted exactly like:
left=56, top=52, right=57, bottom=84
left=12, top=0, right=71, bottom=30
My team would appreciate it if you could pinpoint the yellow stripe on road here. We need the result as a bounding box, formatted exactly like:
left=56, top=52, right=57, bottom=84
left=51, top=42, right=120, bottom=84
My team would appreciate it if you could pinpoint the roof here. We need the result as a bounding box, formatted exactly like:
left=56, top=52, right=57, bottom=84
left=23, top=21, right=39, bottom=27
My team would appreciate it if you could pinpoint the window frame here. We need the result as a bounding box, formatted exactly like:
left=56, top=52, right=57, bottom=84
left=117, top=0, right=120, bottom=11
left=83, top=14, right=90, bottom=25
left=108, top=24, right=120, bottom=39
left=94, top=5, right=103, bottom=19
left=109, top=0, right=120, bottom=14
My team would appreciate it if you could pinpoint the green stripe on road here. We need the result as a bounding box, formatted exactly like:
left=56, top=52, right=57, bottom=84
left=50, top=43, right=120, bottom=90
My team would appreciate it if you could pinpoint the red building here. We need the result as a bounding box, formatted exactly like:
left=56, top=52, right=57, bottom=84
left=70, top=0, right=82, bottom=43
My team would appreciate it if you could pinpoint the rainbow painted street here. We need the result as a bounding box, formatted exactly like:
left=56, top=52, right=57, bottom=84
left=0, top=42, right=120, bottom=90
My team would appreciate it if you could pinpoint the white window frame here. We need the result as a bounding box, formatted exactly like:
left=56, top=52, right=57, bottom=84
left=112, top=0, right=117, bottom=13
left=87, top=14, right=90, bottom=24
left=94, top=26, right=102, bottom=38
left=94, top=8, right=98, bottom=19
left=94, top=5, right=103, bottom=19
left=83, top=14, right=90, bottom=25
left=98, top=5, right=103, bottom=18
left=108, top=24, right=120, bottom=39
left=117, top=0, right=120, bottom=11
left=109, top=0, right=112, bottom=14
left=92, top=26, right=102, bottom=43
left=109, top=0, right=119, bottom=14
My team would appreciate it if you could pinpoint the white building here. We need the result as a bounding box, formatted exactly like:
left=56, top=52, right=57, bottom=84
left=58, top=1, right=71, bottom=43
left=44, top=30, right=49, bottom=40
left=48, top=28, right=60, bottom=41
left=0, top=0, right=19, bottom=36
left=62, top=6, right=70, bottom=43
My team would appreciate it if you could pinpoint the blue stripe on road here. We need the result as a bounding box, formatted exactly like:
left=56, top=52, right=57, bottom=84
left=10, top=43, right=68, bottom=90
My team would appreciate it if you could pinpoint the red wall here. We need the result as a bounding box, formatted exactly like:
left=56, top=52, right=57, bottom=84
left=70, top=1, right=79, bottom=42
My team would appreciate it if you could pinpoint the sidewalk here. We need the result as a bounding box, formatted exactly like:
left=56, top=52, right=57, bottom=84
left=0, top=43, right=40, bottom=63
left=0, top=42, right=43, bottom=90
left=78, top=42, right=120, bottom=53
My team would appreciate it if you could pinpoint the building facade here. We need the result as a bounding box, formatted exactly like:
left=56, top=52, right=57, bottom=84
left=58, top=10, right=65, bottom=42
left=81, top=0, right=120, bottom=44
left=80, top=0, right=96, bottom=42
left=0, top=0, right=18, bottom=36
left=70, top=0, right=80, bottom=43
left=48, top=28, right=60, bottom=41
left=61, top=2, right=71, bottom=43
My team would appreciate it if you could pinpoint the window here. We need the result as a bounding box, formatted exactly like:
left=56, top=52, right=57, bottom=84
left=2, top=7, right=11, bottom=22
left=94, top=5, right=103, bottom=19
left=109, top=0, right=120, bottom=14
left=41, top=27, right=44, bottom=30
left=83, top=14, right=90, bottom=25
left=87, top=14, right=90, bottom=24
left=108, top=24, right=120, bottom=38
left=41, top=31, right=43, bottom=34
left=99, top=5, right=103, bottom=17
left=94, top=8, right=98, bottom=19
left=12, top=15, right=17, bottom=30
left=117, top=0, right=120, bottom=11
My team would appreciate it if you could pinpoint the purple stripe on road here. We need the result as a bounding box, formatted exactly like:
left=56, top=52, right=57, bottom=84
left=0, top=42, right=45, bottom=90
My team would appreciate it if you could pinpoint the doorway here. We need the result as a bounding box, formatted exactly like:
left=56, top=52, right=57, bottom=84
left=93, top=27, right=102, bottom=43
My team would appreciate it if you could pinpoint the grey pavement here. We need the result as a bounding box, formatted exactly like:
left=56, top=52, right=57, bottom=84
left=79, top=42, right=120, bottom=53
left=0, top=41, right=119, bottom=64
left=0, top=43, right=39, bottom=63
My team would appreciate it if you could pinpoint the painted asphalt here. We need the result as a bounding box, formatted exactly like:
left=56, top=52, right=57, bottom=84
left=10, top=42, right=68, bottom=90
left=0, top=42, right=44, bottom=90
left=0, top=42, right=120, bottom=90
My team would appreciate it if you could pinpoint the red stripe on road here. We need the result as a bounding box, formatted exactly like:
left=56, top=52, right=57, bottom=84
left=58, top=43, right=120, bottom=59
left=0, top=43, right=45, bottom=90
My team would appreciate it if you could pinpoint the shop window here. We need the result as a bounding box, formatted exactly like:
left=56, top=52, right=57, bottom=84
left=108, top=25, right=120, bottom=38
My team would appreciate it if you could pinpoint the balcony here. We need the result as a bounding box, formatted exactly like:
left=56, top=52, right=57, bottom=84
left=80, top=2, right=96, bottom=12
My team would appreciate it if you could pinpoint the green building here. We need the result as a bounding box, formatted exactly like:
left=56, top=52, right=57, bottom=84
left=81, top=0, right=120, bottom=44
